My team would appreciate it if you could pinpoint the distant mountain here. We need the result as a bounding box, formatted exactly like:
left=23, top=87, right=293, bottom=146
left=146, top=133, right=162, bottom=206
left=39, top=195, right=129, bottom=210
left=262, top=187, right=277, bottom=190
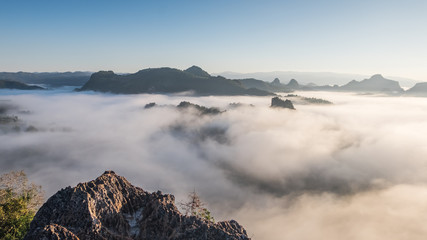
left=183, top=65, right=211, bottom=78
left=0, top=80, right=45, bottom=90
left=286, top=79, right=300, bottom=89
left=340, top=74, right=403, bottom=92
left=405, top=82, right=427, bottom=96
left=79, top=67, right=274, bottom=96
left=0, top=72, right=92, bottom=87
left=217, top=71, right=420, bottom=88
left=237, top=78, right=291, bottom=92
left=271, top=78, right=281, bottom=86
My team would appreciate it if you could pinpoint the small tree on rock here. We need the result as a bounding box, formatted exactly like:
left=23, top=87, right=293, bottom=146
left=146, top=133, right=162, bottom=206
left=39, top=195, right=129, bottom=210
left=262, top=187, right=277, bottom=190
left=180, top=190, right=214, bottom=223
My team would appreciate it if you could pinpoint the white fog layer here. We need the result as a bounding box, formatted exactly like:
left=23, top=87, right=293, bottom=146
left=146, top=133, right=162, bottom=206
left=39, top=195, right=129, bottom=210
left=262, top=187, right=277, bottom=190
left=1, top=90, right=427, bottom=239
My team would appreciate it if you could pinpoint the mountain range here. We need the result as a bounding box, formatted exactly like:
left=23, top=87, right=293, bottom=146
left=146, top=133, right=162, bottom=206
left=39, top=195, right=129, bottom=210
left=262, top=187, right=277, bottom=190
left=79, top=66, right=273, bottom=96
left=217, top=71, right=420, bottom=88
left=0, top=71, right=91, bottom=87
left=2, top=66, right=427, bottom=96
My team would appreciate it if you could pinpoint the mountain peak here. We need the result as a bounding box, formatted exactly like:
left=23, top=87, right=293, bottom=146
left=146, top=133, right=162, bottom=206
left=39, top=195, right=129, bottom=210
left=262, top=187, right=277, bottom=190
left=287, top=79, right=300, bottom=88
left=184, top=65, right=211, bottom=77
left=370, top=74, right=384, bottom=79
left=341, top=74, right=403, bottom=92
left=271, top=78, right=281, bottom=85
left=24, top=171, right=250, bottom=240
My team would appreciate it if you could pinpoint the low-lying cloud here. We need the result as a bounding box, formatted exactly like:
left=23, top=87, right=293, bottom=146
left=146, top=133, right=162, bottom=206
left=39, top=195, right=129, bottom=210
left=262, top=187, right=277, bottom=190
left=1, top=90, right=427, bottom=239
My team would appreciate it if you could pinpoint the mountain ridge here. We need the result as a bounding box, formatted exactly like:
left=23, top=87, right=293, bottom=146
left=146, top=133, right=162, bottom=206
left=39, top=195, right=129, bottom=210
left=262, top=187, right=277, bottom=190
left=79, top=67, right=274, bottom=96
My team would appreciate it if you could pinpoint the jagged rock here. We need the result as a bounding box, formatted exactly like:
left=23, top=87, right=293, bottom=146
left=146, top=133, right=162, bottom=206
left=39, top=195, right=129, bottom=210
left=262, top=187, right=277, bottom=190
left=24, top=171, right=250, bottom=240
left=271, top=97, right=295, bottom=110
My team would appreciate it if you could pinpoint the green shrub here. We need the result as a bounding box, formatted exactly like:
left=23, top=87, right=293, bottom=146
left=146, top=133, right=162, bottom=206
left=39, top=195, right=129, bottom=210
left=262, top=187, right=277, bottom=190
left=0, top=171, right=43, bottom=240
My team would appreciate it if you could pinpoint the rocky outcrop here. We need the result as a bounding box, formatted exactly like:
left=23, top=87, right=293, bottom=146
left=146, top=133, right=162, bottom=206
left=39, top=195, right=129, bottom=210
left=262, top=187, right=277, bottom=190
left=24, top=171, right=250, bottom=240
left=271, top=97, right=295, bottom=110
left=177, top=101, right=222, bottom=115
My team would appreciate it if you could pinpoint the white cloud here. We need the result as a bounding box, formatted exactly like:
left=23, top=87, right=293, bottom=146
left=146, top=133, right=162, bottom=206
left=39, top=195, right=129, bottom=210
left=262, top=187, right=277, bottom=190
left=2, top=90, right=427, bottom=239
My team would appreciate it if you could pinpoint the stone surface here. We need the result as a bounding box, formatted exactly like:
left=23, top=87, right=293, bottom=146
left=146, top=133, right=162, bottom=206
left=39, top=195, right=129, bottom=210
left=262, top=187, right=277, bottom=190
left=24, top=171, right=250, bottom=240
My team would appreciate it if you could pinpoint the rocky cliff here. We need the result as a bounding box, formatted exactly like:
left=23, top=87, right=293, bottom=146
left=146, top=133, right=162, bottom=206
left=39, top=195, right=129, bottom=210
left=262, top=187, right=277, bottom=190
left=24, top=171, right=250, bottom=240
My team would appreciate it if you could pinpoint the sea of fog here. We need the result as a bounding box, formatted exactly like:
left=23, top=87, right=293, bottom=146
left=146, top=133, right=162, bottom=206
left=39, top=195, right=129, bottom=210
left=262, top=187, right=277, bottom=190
left=2, top=88, right=427, bottom=240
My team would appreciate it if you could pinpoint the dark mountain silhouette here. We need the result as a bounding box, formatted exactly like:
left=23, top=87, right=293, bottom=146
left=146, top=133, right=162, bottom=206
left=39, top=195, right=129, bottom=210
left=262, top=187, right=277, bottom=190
left=184, top=65, right=211, bottom=78
left=238, top=78, right=291, bottom=93
left=79, top=67, right=274, bottom=96
left=340, top=74, right=403, bottom=92
left=177, top=101, right=222, bottom=115
left=24, top=171, right=250, bottom=240
left=0, top=80, right=45, bottom=90
left=0, top=72, right=91, bottom=87
left=271, top=97, right=295, bottom=110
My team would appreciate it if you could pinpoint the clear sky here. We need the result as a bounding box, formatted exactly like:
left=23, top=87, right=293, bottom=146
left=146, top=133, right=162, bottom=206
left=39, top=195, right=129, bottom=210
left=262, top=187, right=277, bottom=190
left=1, top=0, right=426, bottom=80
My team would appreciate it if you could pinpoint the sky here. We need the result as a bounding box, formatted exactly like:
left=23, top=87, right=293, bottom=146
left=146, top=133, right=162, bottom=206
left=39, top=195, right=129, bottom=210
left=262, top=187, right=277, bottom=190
left=1, top=0, right=426, bottom=80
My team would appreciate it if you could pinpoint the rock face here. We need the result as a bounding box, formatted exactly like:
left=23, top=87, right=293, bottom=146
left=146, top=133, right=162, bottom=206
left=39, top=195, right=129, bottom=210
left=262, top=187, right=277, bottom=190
left=271, top=97, right=295, bottom=110
left=24, top=171, right=250, bottom=240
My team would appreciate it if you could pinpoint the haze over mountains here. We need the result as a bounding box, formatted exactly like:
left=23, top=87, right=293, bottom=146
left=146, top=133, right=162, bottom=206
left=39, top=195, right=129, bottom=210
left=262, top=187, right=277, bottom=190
left=1, top=66, right=427, bottom=96
left=218, top=71, right=420, bottom=88
left=0, top=72, right=91, bottom=87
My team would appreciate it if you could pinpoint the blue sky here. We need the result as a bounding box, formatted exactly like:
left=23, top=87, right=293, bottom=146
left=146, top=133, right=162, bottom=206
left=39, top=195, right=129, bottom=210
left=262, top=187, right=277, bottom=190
left=1, top=0, right=426, bottom=80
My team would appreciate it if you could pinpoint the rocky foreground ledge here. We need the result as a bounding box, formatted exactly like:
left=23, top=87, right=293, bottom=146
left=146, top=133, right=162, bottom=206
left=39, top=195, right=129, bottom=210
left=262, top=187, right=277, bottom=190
left=24, top=171, right=250, bottom=240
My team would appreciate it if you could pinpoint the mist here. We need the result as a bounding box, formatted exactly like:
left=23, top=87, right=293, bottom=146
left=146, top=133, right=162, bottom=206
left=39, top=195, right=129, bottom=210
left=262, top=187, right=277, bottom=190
left=2, top=90, right=427, bottom=239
